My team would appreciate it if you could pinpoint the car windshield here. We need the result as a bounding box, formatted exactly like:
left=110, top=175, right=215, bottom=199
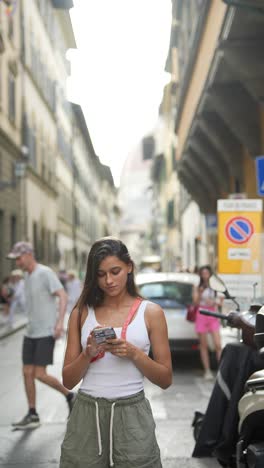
left=138, top=281, right=193, bottom=307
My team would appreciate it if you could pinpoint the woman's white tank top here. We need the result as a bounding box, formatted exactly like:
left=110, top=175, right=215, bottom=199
left=200, top=287, right=215, bottom=307
left=80, top=300, right=150, bottom=398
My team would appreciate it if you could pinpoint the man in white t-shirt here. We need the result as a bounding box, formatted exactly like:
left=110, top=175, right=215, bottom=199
left=65, top=269, right=82, bottom=314
left=7, top=241, right=76, bottom=430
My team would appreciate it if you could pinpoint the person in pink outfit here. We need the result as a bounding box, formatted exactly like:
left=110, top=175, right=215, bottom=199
left=193, top=265, right=222, bottom=380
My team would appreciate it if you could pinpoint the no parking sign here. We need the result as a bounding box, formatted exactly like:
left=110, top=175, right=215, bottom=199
left=218, top=199, right=263, bottom=275
left=225, top=216, right=254, bottom=244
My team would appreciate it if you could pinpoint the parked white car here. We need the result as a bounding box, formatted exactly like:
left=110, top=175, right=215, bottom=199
left=136, top=272, right=200, bottom=352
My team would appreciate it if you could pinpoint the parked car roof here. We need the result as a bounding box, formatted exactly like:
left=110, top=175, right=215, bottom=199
left=136, top=272, right=199, bottom=286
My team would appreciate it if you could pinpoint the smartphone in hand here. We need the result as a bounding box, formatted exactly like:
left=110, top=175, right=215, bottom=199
left=93, top=327, right=116, bottom=344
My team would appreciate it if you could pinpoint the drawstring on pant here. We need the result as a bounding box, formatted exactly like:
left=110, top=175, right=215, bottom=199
left=109, top=403, right=116, bottom=467
left=95, top=402, right=102, bottom=456
left=94, top=401, right=116, bottom=466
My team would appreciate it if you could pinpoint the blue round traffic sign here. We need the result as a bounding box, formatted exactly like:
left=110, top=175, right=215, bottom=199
left=225, top=216, right=254, bottom=244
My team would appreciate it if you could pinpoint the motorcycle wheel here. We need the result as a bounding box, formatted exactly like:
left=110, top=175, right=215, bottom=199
left=192, top=411, right=204, bottom=441
left=193, top=417, right=204, bottom=441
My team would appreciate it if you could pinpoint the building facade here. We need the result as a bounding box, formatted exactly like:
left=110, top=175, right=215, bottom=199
left=163, top=0, right=264, bottom=271
left=151, top=84, right=182, bottom=271
left=0, top=0, right=118, bottom=280
left=0, top=1, right=23, bottom=280
left=173, top=0, right=264, bottom=211
left=21, top=0, right=69, bottom=268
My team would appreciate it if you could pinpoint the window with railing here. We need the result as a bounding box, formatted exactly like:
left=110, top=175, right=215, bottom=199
left=10, top=215, right=16, bottom=246
left=31, top=126, right=37, bottom=170
left=20, top=11, right=25, bottom=63
left=8, top=69, right=15, bottom=122
left=74, top=205, right=80, bottom=227
left=167, top=200, right=175, bottom=227
left=179, top=183, right=191, bottom=213
left=0, top=211, right=3, bottom=278
left=57, top=126, right=72, bottom=167
left=0, top=58, right=2, bottom=110
left=29, top=29, right=56, bottom=113
left=171, top=145, right=177, bottom=171
left=33, top=222, right=39, bottom=260
left=22, top=114, right=37, bottom=170
left=8, top=16, right=14, bottom=41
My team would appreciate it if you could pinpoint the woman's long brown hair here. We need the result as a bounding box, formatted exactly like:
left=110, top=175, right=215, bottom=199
left=198, top=264, right=213, bottom=289
left=76, top=237, right=141, bottom=330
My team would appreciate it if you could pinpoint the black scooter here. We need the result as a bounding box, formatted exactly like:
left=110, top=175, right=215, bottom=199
left=192, top=274, right=263, bottom=467
left=236, top=306, right=264, bottom=468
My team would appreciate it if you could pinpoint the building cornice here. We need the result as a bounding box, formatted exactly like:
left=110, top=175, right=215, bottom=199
left=174, top=0, right=211, bottom=133
left=72, top=103, right=115, bottom=186
left=55, top=9, right=76, bottom=49
left=72, top=103, right=97, bottom=159
left=52, top=0, right=74, bottom=9
left=0, top=127, right=20, bottom=157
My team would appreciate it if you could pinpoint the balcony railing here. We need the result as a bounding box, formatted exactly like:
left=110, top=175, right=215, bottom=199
left=223, top=0, right=264, bottom=13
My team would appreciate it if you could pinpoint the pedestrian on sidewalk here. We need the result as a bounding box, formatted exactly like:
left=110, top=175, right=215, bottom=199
left=8, top=269, right=26, bottom=328
left=0, top=276, right=13, bottom=320
left=65, top=269, right=82, bottom=315
left=60, top=237, right=172, bottom=468
left=193, top=265, right=222, bottom=380
left=7, top=241, right=76, bottom=430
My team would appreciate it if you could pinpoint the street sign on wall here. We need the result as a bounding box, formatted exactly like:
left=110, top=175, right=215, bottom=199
left=225, top=216, right=254, bottom=245
left=255, top=156, right=264, bottom=196
left=218, top=199, right=263, bottom=274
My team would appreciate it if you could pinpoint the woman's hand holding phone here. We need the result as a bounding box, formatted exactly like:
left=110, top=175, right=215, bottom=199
left=104, top=338, right=137, bottom=360
left=82, top=328, right=104, bottom=359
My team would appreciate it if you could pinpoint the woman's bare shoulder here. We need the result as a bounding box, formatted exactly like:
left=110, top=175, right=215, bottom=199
left=68, top=305, right=88, bottom=328
left=143, top=301, right=167, bottom=335
left=144, top=300, right=165, bottom=318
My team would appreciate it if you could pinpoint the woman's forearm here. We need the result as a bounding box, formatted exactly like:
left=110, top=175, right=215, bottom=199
left=132, top=349, right=172, bottom=389
left=63, top=352, right=91, bottom=389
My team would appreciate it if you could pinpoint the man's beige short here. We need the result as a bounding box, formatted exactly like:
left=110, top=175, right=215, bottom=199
left=60, top=390, right=162, bottom=468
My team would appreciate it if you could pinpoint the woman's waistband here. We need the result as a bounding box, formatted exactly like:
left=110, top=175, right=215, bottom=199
left=77, top=389, right=145, bottom=407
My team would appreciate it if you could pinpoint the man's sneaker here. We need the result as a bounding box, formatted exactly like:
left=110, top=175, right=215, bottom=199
left=12, top=413, right=40, bottom=430
left=67, top=392, right=77, bottom=416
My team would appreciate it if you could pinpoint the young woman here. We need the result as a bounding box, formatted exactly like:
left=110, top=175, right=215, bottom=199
left=60, top=237, right=172, bottom=468
left=193, top=265, right=222, bottom=380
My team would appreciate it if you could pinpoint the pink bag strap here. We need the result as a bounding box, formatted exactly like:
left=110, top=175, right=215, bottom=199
left=121, top=297, right=143, bottom=339
left=90, top=297, right=143, bottom=363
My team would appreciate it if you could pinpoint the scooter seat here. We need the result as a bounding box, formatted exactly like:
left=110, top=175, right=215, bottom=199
left=246, top=371, right=264, bottom=392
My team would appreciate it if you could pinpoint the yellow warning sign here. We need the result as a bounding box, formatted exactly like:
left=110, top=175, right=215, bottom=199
left=217, top=199, right=263, bottom=274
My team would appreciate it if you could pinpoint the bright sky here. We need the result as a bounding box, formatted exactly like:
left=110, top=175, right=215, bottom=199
left=68, top=0, right=171, bottom=186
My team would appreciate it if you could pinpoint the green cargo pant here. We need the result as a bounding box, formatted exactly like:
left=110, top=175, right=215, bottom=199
left=60, top=390, right=162, bottom=468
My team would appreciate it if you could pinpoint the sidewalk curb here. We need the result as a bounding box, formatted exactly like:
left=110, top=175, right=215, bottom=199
left=0, top=320, right=27, bottom=340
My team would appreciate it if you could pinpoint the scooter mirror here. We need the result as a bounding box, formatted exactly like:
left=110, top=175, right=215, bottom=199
left=209, top=274, right=227, bottom=293
left=254, top=306, right=264, bottom=352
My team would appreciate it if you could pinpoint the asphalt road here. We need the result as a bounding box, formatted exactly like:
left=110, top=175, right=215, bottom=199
left=0, top=329, right=221, bottom=467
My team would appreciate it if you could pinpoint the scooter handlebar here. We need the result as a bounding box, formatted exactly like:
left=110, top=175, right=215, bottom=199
left=199, top=309, right=229, bottom=320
